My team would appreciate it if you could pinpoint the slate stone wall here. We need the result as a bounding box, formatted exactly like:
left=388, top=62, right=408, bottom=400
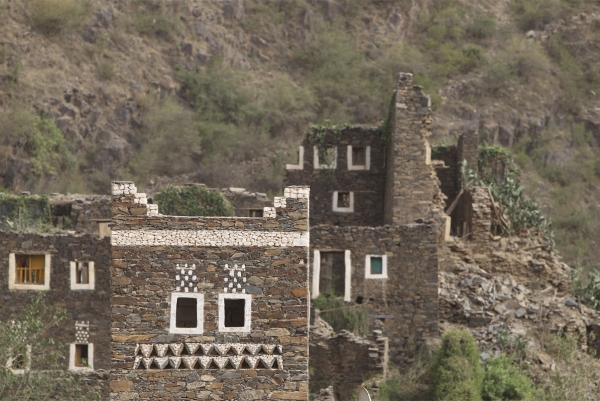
left=221, top=188, right=272, bottom=217
left=383, top=73, right=446, bottom=226
left=110, top=182, right=310, bottom=401
left=0, top=231, right=111, bottom=397
left=310, top=224, right=439, bottom=364
left=432, top=145, right=458, bottom=209
left=285, top=126, right=386, bottom=227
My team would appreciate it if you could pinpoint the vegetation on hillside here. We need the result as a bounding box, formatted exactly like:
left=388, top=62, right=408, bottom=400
left=0, top=294, right=100, bottom=400
left=154, top=184, right=235, bottom=217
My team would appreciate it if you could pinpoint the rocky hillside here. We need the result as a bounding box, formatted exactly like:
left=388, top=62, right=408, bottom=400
left=2, top=0, right=600, bottom=287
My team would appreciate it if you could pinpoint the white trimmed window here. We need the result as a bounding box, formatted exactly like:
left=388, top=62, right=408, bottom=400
left=70, top=261, right=95, bottom=290
left=218, top=293, right=252, bottom=333
left=314, top=146, right=337, bottom=169
left=347, top=145, right=370, bottom=170
left=365, top=255, right=388, bottom=279
left=69, top=343, right=93, bottom=371
left=286, top=146, right=304, bottom=170
left=8, top=253, right=50, bottom=290
left=311, top=250, right=351, bottom=302
left=6, top=345, right=31, bottom=374
left=333, top=191, right=354, bottom=213
left=170, top=293, right=204, bottom=334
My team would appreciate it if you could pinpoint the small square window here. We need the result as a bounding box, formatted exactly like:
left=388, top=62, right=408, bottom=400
left=337, top=192, right=351, bottom=208
left=365, top=254, right=388, bottom=279
left=286, top=146, right=304, bottom=170
left=370, top=257, right=383, bottom=275
left=347, top=145, right=371, bottom=170
left=314, top=146, right=337, bottom=169
left=224, top=299, right=246, bottom=327
left=332, top=191, right=354, bottom=213
left=70, top=261, right=95, bottom=290
left=9, top=253, right=50, bottom=290
left=69, top=343, right=93, bottom=371
left=169, top=293, right=204, bottom=334
left=218, top=293, right=252, bottom=333
left=176, top=297, right=198, bottom=328
left=7, top=345, right=31, bottom=373
left=248, top=209, right=264, bottom=217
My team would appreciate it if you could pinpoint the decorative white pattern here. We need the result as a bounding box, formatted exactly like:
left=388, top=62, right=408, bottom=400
left=175, top=264, right=198, bottom=292
left=111, top=229, right=309, bottom=248
left=223, top=264, right=247, bottom=293
left=133, top=343, right=284, bottom=370
left=75, top=321, right=90, bottom=343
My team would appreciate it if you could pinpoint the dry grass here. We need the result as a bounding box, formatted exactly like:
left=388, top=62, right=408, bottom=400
left=29, top=0, right=91, bottom=36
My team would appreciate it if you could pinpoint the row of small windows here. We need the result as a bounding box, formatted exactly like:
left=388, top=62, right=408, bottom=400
left=170, top=293, right=252, bottom=335
left=312, top=250, right=387, bottom=301
left=286, top=146, right=371, bottom=171
left=7, top=344, right=93, bottom=373
left=8, top=253, right=95, bottom=290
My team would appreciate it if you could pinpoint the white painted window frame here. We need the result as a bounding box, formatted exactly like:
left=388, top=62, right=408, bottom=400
left=169, top=293, right=205, bottom=335
left=6, top=345, right=31, bottom=374
left=8, top=253, right=51, bottom=291
left=347, top=145, right=371, bottom=170
left=365, top=254, right=388, bottom=279
left=311, top=250, right=352, bottom=302
left=286, top=146, right=304, bottom=170
left=218, top=293, right=252, bottom=333
left=332, top=191, right=354, bottom=213
left=313, top=146, right=337, bottom=169
left=70, top=261, right=95, bottom=290
left=69, top=343, right=94, bottom=372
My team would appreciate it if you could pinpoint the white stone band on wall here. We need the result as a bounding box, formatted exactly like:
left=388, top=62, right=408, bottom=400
left=112, top=230, right=309, bottom=247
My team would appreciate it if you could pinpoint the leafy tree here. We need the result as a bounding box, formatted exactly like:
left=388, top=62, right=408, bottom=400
left=154, top=184, right=235, bottom=217
left=482, top=355, right=534, bottom=401
left=0, top=294, right=100, bottom=400
left=430, top=329, right=484, bottom=401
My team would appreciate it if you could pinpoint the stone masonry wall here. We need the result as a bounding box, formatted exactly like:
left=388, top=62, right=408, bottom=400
left=310, top=224, right=439, bottom=364
left=0, top=231, right=111, bottom=398
left=383, top=73, right=446, bottom=226
left=110, top=182, right=310, bottom=401
left=457, top=130, right=480, bottom=176
left=432, top=145, right=458, bottom=210
left=221, top=187, right=272, bottom=217
left=285, top=126, right=386, bottom=227
left=309, top=328, right=387, bottom=401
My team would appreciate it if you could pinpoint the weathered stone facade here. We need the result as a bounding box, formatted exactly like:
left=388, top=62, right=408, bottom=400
left=0, top=230, right=111, bottom=397
left=49, top=194, right=112, bottom=235
left=220, top=187, right=272, bottom=218
left=110, top=181, right=310, bottom=401
left=286, top=126, right=386, bottom=227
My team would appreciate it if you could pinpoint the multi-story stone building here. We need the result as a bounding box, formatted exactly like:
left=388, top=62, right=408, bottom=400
left=109, top=182, right=310, bottom=401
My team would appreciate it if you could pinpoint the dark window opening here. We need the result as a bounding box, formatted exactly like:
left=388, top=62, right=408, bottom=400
left=248, top=209, right=263, bottom=217
left=75, top=344, right=89, bottom=367
left=13, top=354, right=25, bottom=369
left=356, top=296, right=364, bottom=304
left=76, top=262, right=90, bottom=284
left=176, top=297, right=198, bottom=328
left=15, top=254, right=45, bottom=284
left=319, top=252, right=345, bottom=296
left=370, top=257, right=383, bottom=275
left=352, top=147, right=366, bottom=165
left=224, top=299, right=245, bottom=327
left=337, top=192, right=350, bottom=208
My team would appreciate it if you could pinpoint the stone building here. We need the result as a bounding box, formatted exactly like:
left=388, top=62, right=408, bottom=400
left=0, top=197, right=112, bottom=397
left=109, top=181, right=310, bottom=401
left=286, top=73, right=448, bottom=366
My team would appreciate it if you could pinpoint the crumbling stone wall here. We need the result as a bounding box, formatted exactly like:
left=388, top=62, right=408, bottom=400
left=286, top=126, right=386, bottom=227
left=110, top=182, right=310, bottom=401
left=49, top=194, right=111, bottom=235
left=220, top=187, right=272, bottom=217
left=309, top=328, right=387, bottom=401
left=383, top=73, right=445, bottom=226
left=311, top=224, right=439, bottom=363
left=433, top=145, right=458, bottom=209
left=0, top=231, right=111, bottom=398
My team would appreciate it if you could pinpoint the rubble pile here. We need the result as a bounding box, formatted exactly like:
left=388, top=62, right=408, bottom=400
left=440, top=236, right=600, bottom=365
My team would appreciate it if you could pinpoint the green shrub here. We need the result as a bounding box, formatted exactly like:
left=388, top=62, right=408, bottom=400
left=96, top=60, right=115, bottom=81
left=312, top=294, right=369, bottom=336
left=154, top=184, right=235, bottom=217
left=482, top=356, right=534, bottom=401
left=0, top=193, right=55, bottom=232
left=430, top=329, right=484, bottom=401
left=573, top=267, right=600, bottom=309
left=133, top=1, right=178, bottom=39
left=466, top=15, right=496, bottom=39
left=29, top=0, right=91, bottom=36
left=511, top=0, right=566, bottom=31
